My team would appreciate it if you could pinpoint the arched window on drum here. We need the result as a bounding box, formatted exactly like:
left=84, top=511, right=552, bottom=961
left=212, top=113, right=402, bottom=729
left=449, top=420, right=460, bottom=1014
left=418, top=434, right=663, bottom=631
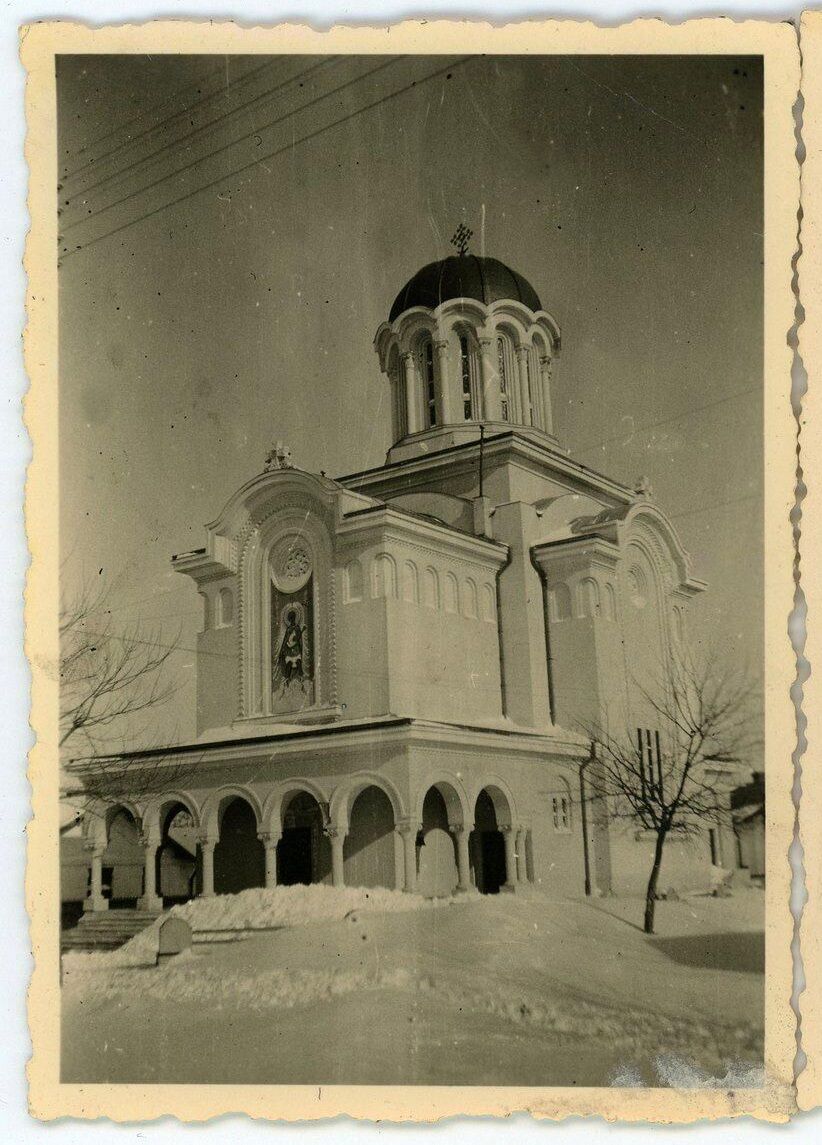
left=419, top=337, right=437, bottom=428
left=496, top=335, right=514, bottom=422
left=459, top=333, right=478, bottom=420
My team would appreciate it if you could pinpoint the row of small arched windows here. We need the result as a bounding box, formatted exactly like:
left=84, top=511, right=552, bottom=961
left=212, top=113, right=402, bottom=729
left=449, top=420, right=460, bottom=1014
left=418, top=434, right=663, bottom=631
left=409, top=331, right=545, bottom=430
left=344, top=556, right=496, bottom=622
left=548, top=578, right=617, bottom=623
left=200, top=586, right=234, bottom=631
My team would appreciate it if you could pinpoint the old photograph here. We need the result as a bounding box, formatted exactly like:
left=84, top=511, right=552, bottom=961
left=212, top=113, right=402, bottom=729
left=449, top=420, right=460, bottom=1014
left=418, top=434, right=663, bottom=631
left=21, top=18, right=802, bottom=1123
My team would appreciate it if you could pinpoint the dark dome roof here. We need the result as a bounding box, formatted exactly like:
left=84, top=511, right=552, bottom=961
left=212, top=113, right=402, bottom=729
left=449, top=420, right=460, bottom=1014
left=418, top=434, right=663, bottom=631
left=388, top=255, right=542, bottom=323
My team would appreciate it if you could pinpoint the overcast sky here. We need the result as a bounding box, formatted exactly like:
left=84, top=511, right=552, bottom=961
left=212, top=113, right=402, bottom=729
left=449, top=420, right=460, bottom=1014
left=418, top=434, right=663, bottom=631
left=57, top=53, right=764, bottom=747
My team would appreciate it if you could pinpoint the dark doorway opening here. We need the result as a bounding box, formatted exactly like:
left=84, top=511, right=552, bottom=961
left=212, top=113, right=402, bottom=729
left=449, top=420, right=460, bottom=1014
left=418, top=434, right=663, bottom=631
left=277, top=792, right=330, bottom=886
left=213, top=798, right=265, bottom=896
left=478, top=832, right=506, bottom=895
left=471, top=788, right=507, bottom=894
left=344, top=786, right=396, bottom=889
left=278, top=827, right=313, bottom=885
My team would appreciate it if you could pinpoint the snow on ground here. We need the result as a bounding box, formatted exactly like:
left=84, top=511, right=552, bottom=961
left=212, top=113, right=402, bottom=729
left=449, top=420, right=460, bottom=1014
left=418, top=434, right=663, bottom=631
left=63, top=883, right=452, bottom=970
left=62, top=885, right=764, bottom=1087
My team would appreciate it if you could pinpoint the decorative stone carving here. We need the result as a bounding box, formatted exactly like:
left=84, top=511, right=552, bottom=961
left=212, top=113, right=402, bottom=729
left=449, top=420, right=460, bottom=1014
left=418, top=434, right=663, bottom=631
left=271, top=538, right=313, bottom=593
left=264, top=441, right=294, bottom=471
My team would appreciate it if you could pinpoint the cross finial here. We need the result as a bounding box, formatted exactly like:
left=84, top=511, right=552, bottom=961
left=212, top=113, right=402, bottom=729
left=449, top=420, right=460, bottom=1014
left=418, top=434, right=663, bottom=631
left=451, top=222, right=473, bottom=257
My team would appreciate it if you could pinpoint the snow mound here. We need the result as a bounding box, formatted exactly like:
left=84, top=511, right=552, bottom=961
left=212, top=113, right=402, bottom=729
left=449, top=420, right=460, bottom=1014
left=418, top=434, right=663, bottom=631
left=172, top=882, right=441, bottom=932
left=63, top=884, right=448, bottom=970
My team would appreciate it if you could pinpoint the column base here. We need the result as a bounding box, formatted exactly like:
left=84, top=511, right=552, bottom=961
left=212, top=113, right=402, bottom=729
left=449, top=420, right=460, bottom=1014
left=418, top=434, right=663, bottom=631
left=83, top=895, right=108, bottom=913
left=500, top=883, right=517, bottom=894
left=138, top=894, right=163, bottom=913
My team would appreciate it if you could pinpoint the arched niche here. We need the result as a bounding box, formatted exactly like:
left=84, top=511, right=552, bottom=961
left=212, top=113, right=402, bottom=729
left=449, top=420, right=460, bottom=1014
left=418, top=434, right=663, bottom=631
left=240, top=498, right=336, bottom=719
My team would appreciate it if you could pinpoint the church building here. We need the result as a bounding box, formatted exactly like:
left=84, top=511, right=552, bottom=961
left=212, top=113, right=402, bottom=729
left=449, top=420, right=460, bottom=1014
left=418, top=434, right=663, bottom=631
left=67, top=239, right=744, bottom=918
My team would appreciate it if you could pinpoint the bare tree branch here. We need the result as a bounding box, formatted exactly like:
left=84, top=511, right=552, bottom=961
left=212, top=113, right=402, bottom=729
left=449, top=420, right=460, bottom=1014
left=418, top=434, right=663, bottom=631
left=60, top=568, right=197, bottom=812
left=579, top=646, right=758, bottom=933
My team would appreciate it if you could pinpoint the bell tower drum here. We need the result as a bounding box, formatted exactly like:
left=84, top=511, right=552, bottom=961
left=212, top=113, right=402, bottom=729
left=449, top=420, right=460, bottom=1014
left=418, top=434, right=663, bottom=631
left=373, top=226, right=562, bottom=464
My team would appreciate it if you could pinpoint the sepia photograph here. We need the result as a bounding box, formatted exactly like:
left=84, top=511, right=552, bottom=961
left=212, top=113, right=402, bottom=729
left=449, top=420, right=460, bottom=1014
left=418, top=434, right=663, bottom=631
left=19, top=18, right=802, bottom=1120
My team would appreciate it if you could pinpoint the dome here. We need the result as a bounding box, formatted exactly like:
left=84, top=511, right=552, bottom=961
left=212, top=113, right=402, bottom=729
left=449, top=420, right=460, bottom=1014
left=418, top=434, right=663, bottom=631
left=388, top=255, right=542, bottom=323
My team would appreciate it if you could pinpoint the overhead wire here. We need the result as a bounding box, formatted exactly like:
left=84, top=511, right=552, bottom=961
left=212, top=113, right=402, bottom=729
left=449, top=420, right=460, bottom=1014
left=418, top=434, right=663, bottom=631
left=570, top=384, right=761, bottom=457
left=60, top=56, right=472, bottom=260
left=61, top=57, right=273, bottom=185
left=61, top=56, right=341, bottom=217
left=61, top=56, right=402, bottom=237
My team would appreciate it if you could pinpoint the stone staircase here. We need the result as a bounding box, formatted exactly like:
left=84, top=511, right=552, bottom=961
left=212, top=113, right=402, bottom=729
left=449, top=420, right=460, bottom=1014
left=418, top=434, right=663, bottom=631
left=61, top=908, right=162, bottom=952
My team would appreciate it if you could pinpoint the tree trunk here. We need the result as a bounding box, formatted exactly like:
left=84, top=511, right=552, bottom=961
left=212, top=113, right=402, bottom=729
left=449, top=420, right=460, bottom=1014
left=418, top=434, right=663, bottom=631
left=644, top=831, right=667, bottom=935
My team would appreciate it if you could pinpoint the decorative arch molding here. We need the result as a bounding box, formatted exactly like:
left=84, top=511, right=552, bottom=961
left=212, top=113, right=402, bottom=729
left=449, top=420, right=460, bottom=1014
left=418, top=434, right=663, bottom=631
left=423, top=565, right=440, bottom=610
left=200, top=785, right=264, bottom=841
left=469, top=773, right=518, bottom=829
left=412, top=773, right=473, bottom=829
left=240, top=498, right=337, bottom=718
left=375, top=298, right=561, bottom=368
left=261, top=778, right=331, bottom=837
left=578, top=576, right=601, bottom=618
left=328, top=772, right=406, bottom=833
left=372, top=552, right=398, bottom=599
left=462, top=576, right=478, bottom=619
left=142, top=790, right=202, bottom=839
left=618, top=502, right=702, bottom=594
left=549, top=581, right=573, bottom=622
left=84, top=799, right=144, bottom=849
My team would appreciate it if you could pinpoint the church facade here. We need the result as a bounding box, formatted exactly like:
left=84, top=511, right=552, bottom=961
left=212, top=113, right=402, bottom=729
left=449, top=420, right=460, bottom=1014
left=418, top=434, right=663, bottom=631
left=68, top=249, right=744, bottom=915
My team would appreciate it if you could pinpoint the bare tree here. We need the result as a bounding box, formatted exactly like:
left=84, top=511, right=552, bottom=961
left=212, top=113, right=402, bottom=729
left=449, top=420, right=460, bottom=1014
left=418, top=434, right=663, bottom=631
left=60, top=570, right=195, bottom=813
left=582, top=650, right=758, bottom=934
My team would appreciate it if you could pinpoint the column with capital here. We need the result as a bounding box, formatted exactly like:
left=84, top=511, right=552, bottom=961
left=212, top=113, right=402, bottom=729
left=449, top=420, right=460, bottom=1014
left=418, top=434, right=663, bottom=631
left=199, top=836, right=216, bottom=897
left=453, top=825, right=473, bottom=892
left=515, top=827, right=529, bottom=884
left=402, top=351, right=419, bottom=435
left=388, top=365, right=406, bottom=440
left=138, top=832, right=163, bottom=912
left=501, top=826, right=518, bottom=892
left=83, top=844, right=108, bottom=913
left=327, top=827, right=346, bottom=888
left=478, top=334, right=501, bottom=421
left=539, top=356, right=554, bottom=435
left=393, top=829, right=405, bottom=891
left=258, top=831, right=281, bottom=889
left=515, top=345, right=533, bottom=426
left=434, top=339, right=453, bottom=424
left=395, top=820, right=420, bottom=894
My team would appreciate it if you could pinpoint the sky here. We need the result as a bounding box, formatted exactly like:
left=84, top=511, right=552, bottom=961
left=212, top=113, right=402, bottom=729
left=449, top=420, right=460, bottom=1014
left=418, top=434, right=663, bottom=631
left=56, top=53, right=764, bottom=749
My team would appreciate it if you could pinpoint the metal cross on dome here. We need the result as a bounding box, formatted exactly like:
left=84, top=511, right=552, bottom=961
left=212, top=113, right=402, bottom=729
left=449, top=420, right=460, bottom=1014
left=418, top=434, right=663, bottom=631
left=451, top=223, right=473, bottom=256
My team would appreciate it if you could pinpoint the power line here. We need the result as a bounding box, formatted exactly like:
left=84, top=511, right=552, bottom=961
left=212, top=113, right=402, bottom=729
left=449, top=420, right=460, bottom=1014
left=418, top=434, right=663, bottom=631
left=61, top=57, right=340, bottom=220
left=62, top=56, right=402, bottom=239
left=60, top=56, right=471, bottom=261
left=76, top=627, right=232, bottom=660
left=61, top=58, right=273, bottom=185
left=570, top=384, right=761, bottom=457
left=667, top=491, right=761, bottom=523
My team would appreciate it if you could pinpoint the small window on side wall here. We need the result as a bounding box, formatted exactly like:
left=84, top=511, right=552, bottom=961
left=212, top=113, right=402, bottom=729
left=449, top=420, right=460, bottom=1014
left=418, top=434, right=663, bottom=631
left=552, top=790, right=571, bottom=832
left=218, top=587, right=234, bottom=627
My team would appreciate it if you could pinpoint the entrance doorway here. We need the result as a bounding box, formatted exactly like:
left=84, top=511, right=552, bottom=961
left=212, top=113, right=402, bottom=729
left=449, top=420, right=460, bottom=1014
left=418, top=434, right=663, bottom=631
left=213, top=797, right=265, bottom=895
left=343, top=786, right=396, bottom=889
left=158, top=802, right=198, bottom=907
left=471, top=787, right=508, bottom=894
left=277, top=792, right=330, bottom=885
